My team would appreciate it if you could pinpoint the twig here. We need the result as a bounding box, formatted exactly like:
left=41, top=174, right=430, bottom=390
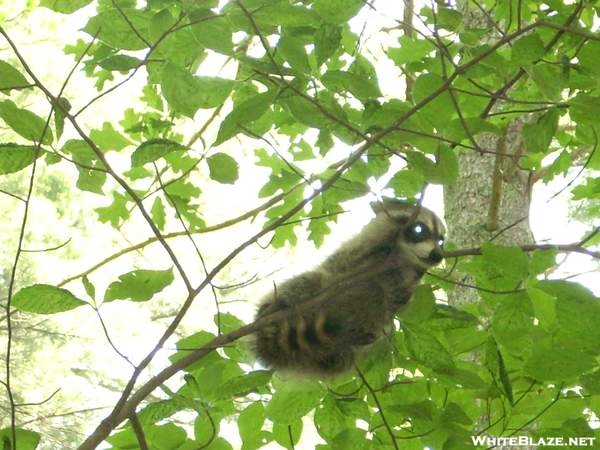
left=356, top=367, right=399, bottom=450
left=129, top=413, right=149, bottom=450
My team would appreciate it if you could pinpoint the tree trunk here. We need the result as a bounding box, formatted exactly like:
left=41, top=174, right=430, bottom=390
left=444, top=4, right=536, bottom=449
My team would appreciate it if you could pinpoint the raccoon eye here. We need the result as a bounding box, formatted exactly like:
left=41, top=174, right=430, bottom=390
left=438, top=236, right=445, bottom=247
left=405, top=222, right=431, bottom=242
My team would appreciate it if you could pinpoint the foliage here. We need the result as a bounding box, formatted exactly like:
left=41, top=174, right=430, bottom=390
left=0, top=0, right=599, bottom=449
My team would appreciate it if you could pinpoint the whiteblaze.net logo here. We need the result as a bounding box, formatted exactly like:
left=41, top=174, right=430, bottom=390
left=470, top=436, right=596, bottom=447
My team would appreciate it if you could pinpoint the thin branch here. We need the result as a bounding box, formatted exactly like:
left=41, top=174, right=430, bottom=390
left=15, top=388, right=61, bottom=407
left=2, top=96, right=52, bottom=448
left=22, top=237, right=72, bottom=253
left=129, top=413, right=149, bottom=450
left=56, top=192, right=290, bottom=288
left=444, top=242, right=600, bottom=259
left=153, top=161, right=223, bottom=334
left=0, top=188, right=26, bottom=202
left=93, top=307, right=135, bottom=368
left=402, top=0, right=415, bottom=101
left=356, top=367, right=399, bottom=450
left=486, top=126, right=507, bottom=231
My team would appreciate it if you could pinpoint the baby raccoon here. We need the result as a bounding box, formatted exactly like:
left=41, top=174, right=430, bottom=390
left=254, top=198, right=445, bottom=376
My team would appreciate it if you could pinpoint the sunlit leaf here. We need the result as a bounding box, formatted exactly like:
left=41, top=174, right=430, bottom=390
left=313, top=0, right=364, bottom=23
left=104, top=268, right=174, bottom=302
left=215, top=90, right=278, bottom=145
left=131, top=138, right=187, bottom=166
left=0, top=100, right=53, bottom=144
left=265, top=381, right=324, bottom=422
left=511, top=32, right=545, bottom=66
left=40, top=0, right=92, bottom=13
left=161, top=63, right=234, bottom=117
left=403, top=324, right=455, bottom=372
left=207, top=152, right=239, bottom=184
left=0, top=60, right=30, bottom=91
left=0, top=144, right=42, bottom=174
left=84, top=9, right=150, bottom=51
left=0, top=427, right=40, bottom=450
left=13, top=284, right=87, bottom=314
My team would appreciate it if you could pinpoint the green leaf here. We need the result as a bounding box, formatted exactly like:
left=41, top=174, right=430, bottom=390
left=61, top=139, right=107, bottom=194
left=400, top=284, right=436, bottom=324
left=491, top=293, right=534, bottom=357
left=239, top=402, right=265, bottom=449
left=278, top=35, right=311, bottom=74
left=53, top=97, right=70, bottom=140
left=104, top=268, right=174, bottom=302
left=407, top=146, right=458, bottom=185
left=315, top=24, right=342, bottom=66
left=0, top=60, right=30, bottom=91
left=265, top=381, right=324, bottom=422
left=577, top=40, right=600, bottom=75
left=215, top=90, right=278, bottom=145
left=569, top=93, right=600, bottom=125
left=331, top=428, right=370, bottom=450
left=413, top=73, right=454, bottom=125
left=189, top=12, right=233, bottom=55
left=511, top=32, right=545, bottom=66
left=161, top=63, right=234, bottom=118
left=90, top=122, right=132, bottom=152
left=485, top=338, right=513, bottom=403
left=273, top=419, right=302, bottom=449
left=387, top=36, right=435, bottom=65
left=97, top=54, right=142, bottom=71
left=253, top=3, right=319, bottom=27
left=530, top=64, right=562, bottom=101
left=207, top=152, right=239, bottom=184
left=314, top=394, right=354, bottom=441
left=0, top=144, right=42, bottom=174
left=425, top=304, right=478, bottom=331
left=580, top=370, right=600, bottom=395
left=0, top=100, right=53, bottom=144
left=529, top=248, right=558, bottom=275
left=528, top=287, right=556, bottom=330
left=12, top=284, right=87, bottom=314
left=388, top=169, right=425, bottom=198
left=313, top=0, right=364, bottom=23
left=84, top=9, right=150, bottom=51
left=0, top=427, right=40, bottom=450
left=321, top=69, right=380, bottom=102
left=151, top=196, right=166, bottom=231
left=40, top=0, right=92, bottom=13
left=131, top=138, right=187, bottom=166
left=437, top=7, right=463, bottom=31
left=216, top=370, right=272, bottom=399
left=525, top=281, right=600, bottom=381
left=571, top=177, right=600, bottom=200
left=522, top=109, right=559, bottom=153
left=403, top=324, right=455, bottom=372
left=482, top=242, right=528, bottom=278
left=82, top=275, right=96, bottom=300
left=145, top=423, right=187, bottom=449
left=96, top=192, right=130, bottom=227
left=170, top=330, right=218, bottom=368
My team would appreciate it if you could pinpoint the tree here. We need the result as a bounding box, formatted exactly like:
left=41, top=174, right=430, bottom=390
left=1, top=0, right=599, bottom=449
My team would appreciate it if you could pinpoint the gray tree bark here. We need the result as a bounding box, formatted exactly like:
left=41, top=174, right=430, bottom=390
left=444, top=3, right=537, bottom=449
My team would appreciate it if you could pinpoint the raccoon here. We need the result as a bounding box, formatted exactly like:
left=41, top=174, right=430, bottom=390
left=254, top=198, right=445, bottom=376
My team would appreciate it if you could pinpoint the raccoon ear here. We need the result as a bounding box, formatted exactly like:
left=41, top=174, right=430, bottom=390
left=370, top=201, right=383, bottom=214
left=370, top=198, right=413, bottom=215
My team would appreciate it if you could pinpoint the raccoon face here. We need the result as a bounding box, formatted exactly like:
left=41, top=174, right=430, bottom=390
left=372, top=199, right=445, bottom=270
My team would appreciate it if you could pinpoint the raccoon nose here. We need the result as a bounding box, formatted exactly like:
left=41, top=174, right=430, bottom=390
left=428, top=249, right=443, bottom=264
